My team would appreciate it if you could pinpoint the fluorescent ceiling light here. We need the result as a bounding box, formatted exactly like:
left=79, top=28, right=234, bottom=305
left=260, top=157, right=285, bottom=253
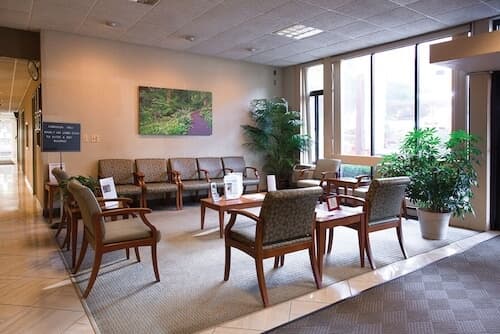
left=274, top=24, right=323, bottom=40
left=128, top=0, right=159, bottom=5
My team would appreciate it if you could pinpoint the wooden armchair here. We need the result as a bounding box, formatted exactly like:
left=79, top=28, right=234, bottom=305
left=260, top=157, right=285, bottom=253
left=334, top=177, right=410, bottom=269
left=197, top=157, right=225, bottom=189
left=296, top=159, right=341, bottom=189
left=67, top=179, right=160, bottom=298
left=221, top=156, right=260, bottom=193
left=98, top=159, right=146, bottom=207
left=224, top=186, right=323, bottom=307
left=169, top=157, right=210, bottom=209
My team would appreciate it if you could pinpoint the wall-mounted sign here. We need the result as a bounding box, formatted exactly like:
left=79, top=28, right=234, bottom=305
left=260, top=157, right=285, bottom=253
left=42, top=122, right=81, bottom=152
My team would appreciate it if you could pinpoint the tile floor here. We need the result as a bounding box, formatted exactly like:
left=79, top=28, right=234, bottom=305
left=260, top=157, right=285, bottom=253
left=1, top=164, right=497, bottom=334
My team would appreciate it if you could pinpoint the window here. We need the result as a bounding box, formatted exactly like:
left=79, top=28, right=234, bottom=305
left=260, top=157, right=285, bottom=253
left=303, top=64, right=324, bottom=163
left=418, top=38, right=452, bottom=141
left=373, top=46, right=415, bottom=155
left=340, top=55, right=371, bottom=156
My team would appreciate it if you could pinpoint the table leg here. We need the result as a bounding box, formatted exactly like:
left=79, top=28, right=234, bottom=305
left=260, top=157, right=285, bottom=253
left=218, top=209, right=224, bottom=239
left=200, top=203, right=206, bottom=230
left=71, top=214, right=77, bottom=269
left=48, top=187, right=54, bottom=225
left=358, top=220, right=365, bottom=268
left=316, top=225, right=325, bottom=279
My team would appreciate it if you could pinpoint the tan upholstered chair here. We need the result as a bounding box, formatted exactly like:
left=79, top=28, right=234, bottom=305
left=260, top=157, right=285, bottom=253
left=336, top=177, right=410, bottom=270
left=68, top=179, right=160, bottom=298
left=197, top=157, right=225, bottom=189
left=224, top=186, right=323, bottom=307
left=169, top=158, right=210, bottom=209
left=135, top=158, right=180, bottom=210
left=296, top=159, right=341, bottom=189
left=51, top=167, right=71, bottom=248
left=221, top=156, right=260, bottom=192
left=98, top=159, right=146, bottom=207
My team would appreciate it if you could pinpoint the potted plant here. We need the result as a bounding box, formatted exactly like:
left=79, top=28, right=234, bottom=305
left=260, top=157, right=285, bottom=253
left=378, top=128, right=481, bottom=239
left=241, top=98, right=310, bottom=189
left=60, top=175, right=101, bottom=197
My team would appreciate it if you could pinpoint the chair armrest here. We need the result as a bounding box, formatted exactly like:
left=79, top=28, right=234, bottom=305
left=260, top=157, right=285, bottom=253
left=133, top=171, right=145, bottom=186
left=167, top=171, right=181, bottom=184
left=223, top=167, right=234, bottom=175
left=319, top=171, right=339, bottom=187
left=355, top=174, right=371, bottom=186
left=245, top=166, right=259, bottom=178
left=96, top=197, right=133, bottom=205
left=100, top=207, right=152, bottom=217
left=225, top=209, right=261, bottom=236
left=336, top=194, right=365, bottom=207
left=198, top=168, right=211, bottom=182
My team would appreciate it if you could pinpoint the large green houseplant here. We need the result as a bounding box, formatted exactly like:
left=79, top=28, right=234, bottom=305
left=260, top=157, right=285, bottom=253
left=241, top=98, right=310, bottom=188
left=378, top=128, right=481, bottom=239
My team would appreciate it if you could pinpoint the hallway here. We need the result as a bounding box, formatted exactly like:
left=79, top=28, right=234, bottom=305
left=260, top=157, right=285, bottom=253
left=0, top=164, right=94, bottom=333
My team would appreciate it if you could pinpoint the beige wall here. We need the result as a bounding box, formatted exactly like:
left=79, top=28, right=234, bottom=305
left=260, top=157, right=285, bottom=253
left=39, top=31, right=282, bottom=197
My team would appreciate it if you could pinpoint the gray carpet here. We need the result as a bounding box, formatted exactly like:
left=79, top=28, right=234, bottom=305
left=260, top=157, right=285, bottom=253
left=266, top=236, right=500, bottom=334
left=57, top=202, right=477, bottom=334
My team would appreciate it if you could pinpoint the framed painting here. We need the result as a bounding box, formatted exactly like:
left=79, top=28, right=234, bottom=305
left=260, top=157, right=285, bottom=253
left=139, top=86, right=212, bottom=135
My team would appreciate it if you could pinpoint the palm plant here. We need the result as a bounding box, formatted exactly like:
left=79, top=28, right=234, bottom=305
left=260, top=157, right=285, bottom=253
left=241, top=98, right=310, bottom=188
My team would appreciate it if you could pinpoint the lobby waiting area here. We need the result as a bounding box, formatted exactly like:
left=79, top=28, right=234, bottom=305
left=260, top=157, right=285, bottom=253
left=0, top=1, right=499, bottom=333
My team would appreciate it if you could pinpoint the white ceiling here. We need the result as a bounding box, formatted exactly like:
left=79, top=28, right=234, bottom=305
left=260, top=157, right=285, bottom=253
left=0, top=0, right=498, bottom=68
left=0, top=57, right=31, bottom=113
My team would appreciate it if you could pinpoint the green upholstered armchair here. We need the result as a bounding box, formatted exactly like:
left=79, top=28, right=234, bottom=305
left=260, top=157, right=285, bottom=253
left=223, top=186, right=323, bottom=307
left=336, top=176, right=410, bottom=270
left=67, top=179, right=160, bottom=298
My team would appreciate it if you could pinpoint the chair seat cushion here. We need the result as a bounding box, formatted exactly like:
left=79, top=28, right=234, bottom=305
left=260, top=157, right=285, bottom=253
left=242, top=178, right=259, bottom=186
left=296, top=179, right=321, bottom=188
left=369, top=217, right=399, bottom=227
left=145, top=182, right=177, bottom=193
left=181, top=180, right=209, bottom=191
left=115, top=184, right=142, bottom=196
left=230, top=225, right=312, bottom=250
left=352, top=186, right=370, bottom=198
left=104, top=218, right=161, bottom=244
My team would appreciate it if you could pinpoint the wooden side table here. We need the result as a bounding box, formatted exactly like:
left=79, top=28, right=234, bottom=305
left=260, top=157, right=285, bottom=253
left=44, top=182, right=60, bottom=225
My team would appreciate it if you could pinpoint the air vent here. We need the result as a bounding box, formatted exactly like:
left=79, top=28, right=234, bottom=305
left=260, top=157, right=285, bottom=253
left=129, top=0, right=160, bottom=5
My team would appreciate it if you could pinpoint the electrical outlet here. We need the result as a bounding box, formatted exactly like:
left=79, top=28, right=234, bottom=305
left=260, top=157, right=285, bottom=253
left=91, top=135, right=98, bottom=143
left=83, top=134, right=89, bottom=143
left=96, top=135, right=101, bottom=143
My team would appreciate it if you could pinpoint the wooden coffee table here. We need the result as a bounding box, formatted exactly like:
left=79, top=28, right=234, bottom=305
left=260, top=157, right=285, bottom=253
left=315, top=204, right=368, bottom=281
left=200, top=193, right=266, bottom=238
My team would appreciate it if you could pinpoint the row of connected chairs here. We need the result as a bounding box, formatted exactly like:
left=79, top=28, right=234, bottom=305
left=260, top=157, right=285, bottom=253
left=52, top=167, right=161, bottom=298
left=98, top=156, right=259, bottom=210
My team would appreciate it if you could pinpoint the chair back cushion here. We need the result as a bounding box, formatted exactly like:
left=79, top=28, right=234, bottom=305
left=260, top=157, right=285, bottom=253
left=313, top=159, right=341, bottom=179
left=221, top=156, right=246, bottom=174
left=51, top=167, right=69, bottom=184
left=136, top=159, right=167, bottom=183
left=169, top=158, right=199, bottom=180
left=67, top=179, right=105, bottom=241
left=98, top=159, right=134, bottom=185
left=365, top=177, right=410, bottom=222
left=197, top=157, right=224, bottom=178
left=260, top=187, right=322, bottom=245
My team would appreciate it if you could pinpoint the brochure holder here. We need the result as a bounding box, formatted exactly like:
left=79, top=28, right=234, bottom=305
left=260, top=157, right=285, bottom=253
left=99, top=177, right=119, bottom=209
left=48, top=162, right=65, bottom=184
left=224, top=173, right=243, bottom=200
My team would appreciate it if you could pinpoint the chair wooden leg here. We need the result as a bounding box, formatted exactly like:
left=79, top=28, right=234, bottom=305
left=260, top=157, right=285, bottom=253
left=55, top=210, right=66, bottom=238
left=280, top=255, right=284, bottom=267
left=151, top=243, right=160, bottom=282
left=83, top=250, right=103, bottom=298
left=308, top=245, right=322, bottom=289
left=396, top=224, right=408, bottom=259
left=134, top=247, right=141, bottom=262
left=273, top=256, right=279, bottom=268
left=73, top=233, right=88, bottom=275
left=255, top=257, right=269, bottom=307
left=365, top=230, right=375, bottom=270
left=125, top=248, right=130, bottom=260
left=224, top=245, right=231, bottom=281
left=327, top=227, right=334, bottom=253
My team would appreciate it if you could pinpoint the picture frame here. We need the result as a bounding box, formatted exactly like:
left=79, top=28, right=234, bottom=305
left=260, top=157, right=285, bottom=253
left=326, top=195, right=340, bottom=211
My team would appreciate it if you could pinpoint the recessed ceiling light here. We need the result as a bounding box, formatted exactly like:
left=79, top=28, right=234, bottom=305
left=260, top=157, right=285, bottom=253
left=184, top=35, right=196, bottom=42
left=105, top=21, right=119, bottom=28
left=274, top=24, right=323, bottom=40
left=247, top=47, right=257, bottom=53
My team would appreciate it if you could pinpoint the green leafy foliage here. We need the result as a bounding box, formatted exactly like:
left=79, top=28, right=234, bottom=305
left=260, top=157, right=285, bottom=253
left=378, top=128, right=481, bottom=217
left=241, top=98, right=310, bottom=186
left=59, top=175, right=100, bottom=197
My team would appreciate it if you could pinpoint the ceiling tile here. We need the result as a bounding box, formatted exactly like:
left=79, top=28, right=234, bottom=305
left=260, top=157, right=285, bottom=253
left=390, top=17, right=446, bottom=37
left=301, top=0, right=354, bottom=11
left=86, top=0, right=153, bottom=30
left=365, top=7, right=427, bottom=28
left=30, top=1, right=89, bottom=32
left=407, top=0, right=482, bottom=16
left=158, top=36, right=197, bottom=51
left=484, top=0, right=500, bottom=10
left=78, top=19, right=127, bottom=40
left=354, top=29, right=404, bottom=46
left=334, top=0, right=399, bottom=19
left=245, top=34, right=295, bottom=52
left=217, top=48, right=258, bottom=60
left=334, top=20, right=384, bottom=38
left=34, top=0, right=96, bottom=11
left=283, top=52, right=320, bottom=63
left=433, top=3, right=498, bottom=25
left=0, top=10, right=30, bottom=30
left=300, top=11, right=357, bottom=31
left=264, top=0, right=325, bottom=22
left=0, top=0, right=31, bottom=12
left=390, top=0, right=420, bottom=4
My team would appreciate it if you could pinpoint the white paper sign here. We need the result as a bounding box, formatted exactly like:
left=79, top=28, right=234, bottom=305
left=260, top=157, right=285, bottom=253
left=99, top=177, right=119, bottom=209
left=224, top=173, right=243, bottom=200
left=48, top=162, right=65, bottom=184
left=267, top=175, right=277, bottom=192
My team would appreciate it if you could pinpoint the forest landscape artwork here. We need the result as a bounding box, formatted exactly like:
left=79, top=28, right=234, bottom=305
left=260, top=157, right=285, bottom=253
left=139, top=86, right=212, bottom=135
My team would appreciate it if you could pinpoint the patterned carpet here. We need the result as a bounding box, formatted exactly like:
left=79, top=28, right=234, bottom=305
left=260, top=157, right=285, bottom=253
left=266, top=236, right=500, bottom=334
left=56, top=202, right=477, bottom=334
